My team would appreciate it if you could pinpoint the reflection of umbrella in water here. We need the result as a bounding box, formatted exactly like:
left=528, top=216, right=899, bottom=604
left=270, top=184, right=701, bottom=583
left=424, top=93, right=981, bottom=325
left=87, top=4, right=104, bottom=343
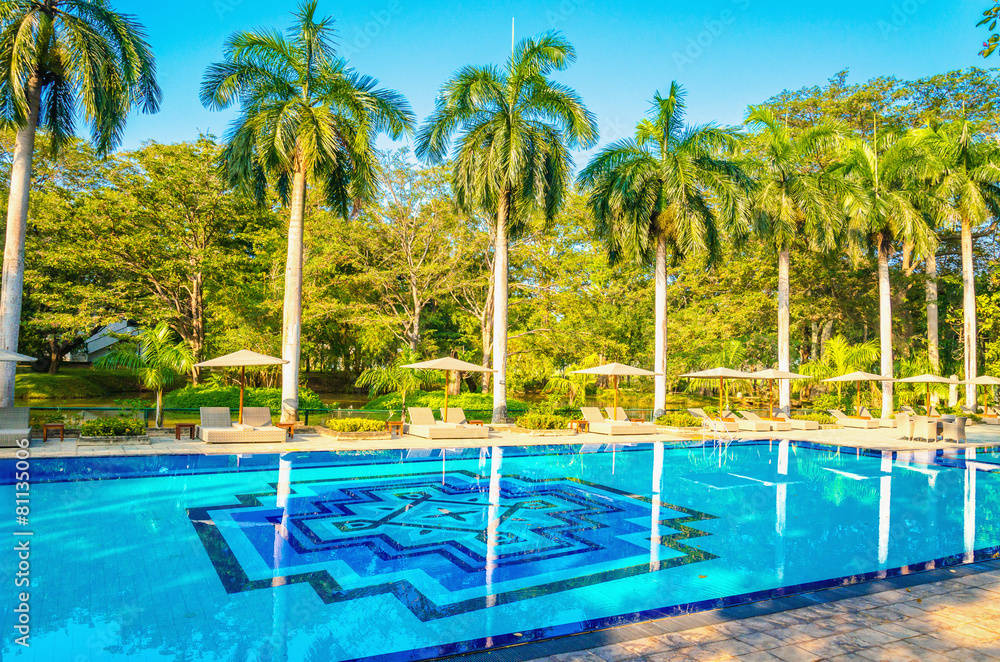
left=896, top=374, right=961, bottom=413
left=0, top=349, right=36, bottom=401
left=964, top=375, right=1000, bottom=412
left=748, top=369, right=811, bottom=417
left=680, top=368, right=756, bottom=413
left=195, top=350, right=288, bottom=423
left=822, top=371, right=893, bottom=416
left=571, top=363, right=659, bottom=421
left=401, top=358, right=494, bottom=422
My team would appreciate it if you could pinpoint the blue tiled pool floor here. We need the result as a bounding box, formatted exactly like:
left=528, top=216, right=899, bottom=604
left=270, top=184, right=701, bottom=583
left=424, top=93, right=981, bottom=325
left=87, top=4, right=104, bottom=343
left=3, top=440, right=1000, bottom=662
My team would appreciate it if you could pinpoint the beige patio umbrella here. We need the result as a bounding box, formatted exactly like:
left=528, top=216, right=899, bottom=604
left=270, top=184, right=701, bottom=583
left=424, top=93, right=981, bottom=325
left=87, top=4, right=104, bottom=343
left=195, top=350, right=288, bottom=423
left=964, top=375, right=1000, bottom=412
left=895, top=374, right=960, bottom=414
left=680, top=368, right=756, bottom=414
left=0, top=349, right=36, bottom=400
left=823, top=371, right=893, bottom=416
left=571, top=363, right=659, bottom=421
left=401, top=357, right=494, bottom=422
left=749, top=369, right=811, bottom=417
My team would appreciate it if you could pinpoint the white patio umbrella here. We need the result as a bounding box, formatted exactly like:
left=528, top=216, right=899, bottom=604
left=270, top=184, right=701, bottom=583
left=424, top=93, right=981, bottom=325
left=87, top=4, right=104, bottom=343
left=964, top=375, right=1000, bottom=412
left=749, top=369, right=811, bottom=417
left=401, top=357, right=494, bottom=422
left=680, top=367, right=756, bottom=414
left=571, top=363, right=658, bottom=420
left=895, top=374, right=960, bottom=414
left=822, top=371, right=893, bottom=416
left=195, top=350, right=288, bottom=423
left=0, top=349, right=36, bottom=401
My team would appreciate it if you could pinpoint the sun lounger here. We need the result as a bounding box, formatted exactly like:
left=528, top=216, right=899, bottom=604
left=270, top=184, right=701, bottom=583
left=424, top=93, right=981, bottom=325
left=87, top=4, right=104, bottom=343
left=739, top=411, right=791, bottom=432
left=941, top=417, right=968, bottom=443
left=442, top=408, right=468, bottom=424
left=860, top=407, right=896, bottom=429
left=198, top=407, right=287, bottom=443
left=404, top=407, right=488, bottom=440
left=605, top=407, right=657, bottom=433
left=900, top=406, right=917, bottom=415
left=984, top=406, right=1000, bottom=425
left=0, top=407, right=32, bottom=447
left=688, top=408, right=739, bottom=433
left=580, top=407, right=646, bottom=435
left=775, top=412, right=819, bottom=430
left=829, top=409, right=879, bottom=429
left=960, top=405, right=983, bottom=416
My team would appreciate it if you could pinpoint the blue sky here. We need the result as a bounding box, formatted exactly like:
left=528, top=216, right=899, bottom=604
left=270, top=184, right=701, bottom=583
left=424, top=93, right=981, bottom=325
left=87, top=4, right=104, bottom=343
left=121, top=0, right=990, bottom=156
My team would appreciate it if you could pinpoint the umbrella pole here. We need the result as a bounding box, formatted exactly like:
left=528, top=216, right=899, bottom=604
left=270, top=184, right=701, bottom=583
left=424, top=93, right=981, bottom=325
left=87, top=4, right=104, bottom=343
left=719, top=378, right=724, bottom=413
left=240, top=366, right=245, bottom=424
left=926, top=384, right=931, bottom=414
left=443, top=371, right=449, bottom=423
left=613, top=376, right=619, bottom=420
left=769, top=379, right=774, bottom=418
left=856, top=381, right=861, bottom=416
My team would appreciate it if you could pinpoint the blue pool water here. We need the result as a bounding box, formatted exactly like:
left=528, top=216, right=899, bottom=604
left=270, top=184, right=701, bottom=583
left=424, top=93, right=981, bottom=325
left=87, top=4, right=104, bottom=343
left=3, top=440, right=1000, bottom=662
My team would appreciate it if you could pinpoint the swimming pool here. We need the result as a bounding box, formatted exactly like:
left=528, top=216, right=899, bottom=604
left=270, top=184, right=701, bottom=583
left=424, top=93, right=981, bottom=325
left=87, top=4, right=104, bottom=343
left=3, top=440, right=1000, bottom=662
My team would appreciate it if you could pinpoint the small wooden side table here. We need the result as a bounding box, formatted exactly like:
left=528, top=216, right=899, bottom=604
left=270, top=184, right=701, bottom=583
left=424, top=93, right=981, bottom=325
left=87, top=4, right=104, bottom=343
left=175, top=423, right=196, bottom=440
left=276, top=422, right=295, bottom=438
left=386, top=421, right=404, bottom=436
left=468, top=420, right=484, bottom=426
left=569, top=420, right=588, bottom=433
left=42, top=423, right=65, bottom=442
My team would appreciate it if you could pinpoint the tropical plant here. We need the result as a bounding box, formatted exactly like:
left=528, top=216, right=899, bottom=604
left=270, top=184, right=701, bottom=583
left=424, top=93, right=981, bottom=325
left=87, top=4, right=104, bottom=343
left=354, top=351, right=438, bottom=411
left=918, top=120, right=1000, bottom=405
left=0, top=0, right=160, bottom=406
left=742, top=107, right=841, bottom=413
left=415, top=31, right=598, bottom=423
left=80, top=417, right=145, bottom=437
left=94, top=322, right=194, bottom=427
left=834, top=126, right=937, bottom=415
left=578, top=82, right=746, bottom=416
left=324, top=417, right=384, bottom=433
left=201, top=0, right=414, bottom=422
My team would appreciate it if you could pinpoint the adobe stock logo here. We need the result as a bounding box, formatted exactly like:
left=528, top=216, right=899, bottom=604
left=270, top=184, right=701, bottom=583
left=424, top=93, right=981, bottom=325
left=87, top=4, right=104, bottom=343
left=673, top=0, right=752, bottom=74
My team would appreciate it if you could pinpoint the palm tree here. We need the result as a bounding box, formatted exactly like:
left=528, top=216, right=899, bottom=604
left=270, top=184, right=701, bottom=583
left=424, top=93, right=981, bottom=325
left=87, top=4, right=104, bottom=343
left=201, top=1, right=413, bottom=423
left=94, top=322, right=194, bottom=427
left=800, top=334, right=880, bottom=401
left=919, top=120, right=1000, bottom=405
left=0, top=0, right=160, bottom=406
left=415, top=32, right=597, bottom=423
left=743, top=107, right=841, bottom=414
left=578, top=83, right=746, bottom=416
left=835, top=127, right=936, bottom=414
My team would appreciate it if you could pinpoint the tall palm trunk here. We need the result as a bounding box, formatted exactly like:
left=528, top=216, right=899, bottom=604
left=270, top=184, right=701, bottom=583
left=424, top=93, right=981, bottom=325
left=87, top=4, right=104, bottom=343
left=280, top=165, right=307, bottom=423
left=155, top=389, right=164, bottom=428
left=877, top=234, right=894, bottom=414
left=491, top=192, right=510, bottom=423
left=653, top=235, right=668, bottom=417
left=777, top=245, right=791, bottom=413
left=926, top=251, right=939, bottom=374
left=961, top=216, right=978, bottom=404
left=0, top=76, right=41, bottom=407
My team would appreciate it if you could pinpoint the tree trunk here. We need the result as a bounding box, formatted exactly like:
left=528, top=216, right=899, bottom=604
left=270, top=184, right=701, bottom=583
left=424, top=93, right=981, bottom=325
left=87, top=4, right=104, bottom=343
left=810, top=321, right=819, bottom=362
left=653, top=235, right=668, bottom=417
left=926, top=251, right=939, bottom=374
left=48, top=335, right=62, bottom=375
left=0, top=75, right=41, bottom=407
left=777, top=245, right=791, bottom=414
left=280, top=166, right=308, bottom=423
left=481, top=256, right=495, bottom=394
left=961, top=217, right=978, bottom=405
left=877, top=234, right=894, bottom=414
left=491, top=192, right=510, bottom=423
left=155, top=388, right=164, bottom=428
left=820, top=320, right=834, bottom=359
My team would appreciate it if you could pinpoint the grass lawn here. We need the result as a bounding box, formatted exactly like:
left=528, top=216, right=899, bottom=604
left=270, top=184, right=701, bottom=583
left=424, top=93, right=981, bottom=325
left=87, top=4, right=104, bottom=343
left=14, top=366, right=144, bottom=401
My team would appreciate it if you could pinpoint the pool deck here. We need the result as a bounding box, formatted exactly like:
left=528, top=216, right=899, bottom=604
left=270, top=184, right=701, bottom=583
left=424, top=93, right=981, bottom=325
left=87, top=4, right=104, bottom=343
left=6, top=422, right=1000, bottom=458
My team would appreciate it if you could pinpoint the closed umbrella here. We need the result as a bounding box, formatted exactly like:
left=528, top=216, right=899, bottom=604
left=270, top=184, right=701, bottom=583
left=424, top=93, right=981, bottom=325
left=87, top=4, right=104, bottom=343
left=680, top=368, right=756, bottom=414
left=748, top=369, right=811, bottom=417
left=195, top=350, right=288, bottom=423
left=964, top=375, right=1000, bottom=412
left=895, top=374, right=960, bottom=414
left=401, top=357, right=494, bottom=422
left=823, top=371, right=893, bottom=416
left=571, top=363, right=659, bottom=421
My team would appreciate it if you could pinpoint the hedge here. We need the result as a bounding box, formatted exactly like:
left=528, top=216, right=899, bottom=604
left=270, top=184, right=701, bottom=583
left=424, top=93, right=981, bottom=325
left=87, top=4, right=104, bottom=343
left=325, top=418, right=385, bottom=433
left=164, top=385, right=324, bottom=411
left=80, top=418, right=146, bottom=437
left=363, top=391, right=531, bottom=413
left=517, top=412, right=571, bottom=430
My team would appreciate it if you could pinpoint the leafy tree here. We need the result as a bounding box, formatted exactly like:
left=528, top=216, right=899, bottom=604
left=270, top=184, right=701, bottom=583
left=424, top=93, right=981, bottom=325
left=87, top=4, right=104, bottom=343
left=94, top=322, right=194, bottom=427
left=0, top=0, right=160, bottom=406
left=416, top=31, right=598, bottom=422
left=834, top=127, right=937, bottom=413
left=742, top=107, right=841, bottom=413
left=918, top=120, right=1000, bottom=403
left=578, top=82, right=745, bottom=415
left=354, top=350, right=437, bottom=412
left=201, top=0, right=414, bottom=421
left=799, top=334, right=880, bottom=400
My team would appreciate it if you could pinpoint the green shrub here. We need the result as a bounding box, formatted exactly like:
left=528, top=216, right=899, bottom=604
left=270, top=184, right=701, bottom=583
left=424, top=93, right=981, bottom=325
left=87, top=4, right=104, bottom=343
left=164, top=385, right=324, bottom=411
left=793, top=413, right=836, bottom=425
left=364, top=391, right=531, bottom=416
left=656, top=412, right=701, bottom=428
left=517, top=412, right=570, bottom=430
left=80, top=418, right=146, bottom=437
left=324, top=417, right=385, bottom=433
left=811, top=394, right=845, bottom=411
